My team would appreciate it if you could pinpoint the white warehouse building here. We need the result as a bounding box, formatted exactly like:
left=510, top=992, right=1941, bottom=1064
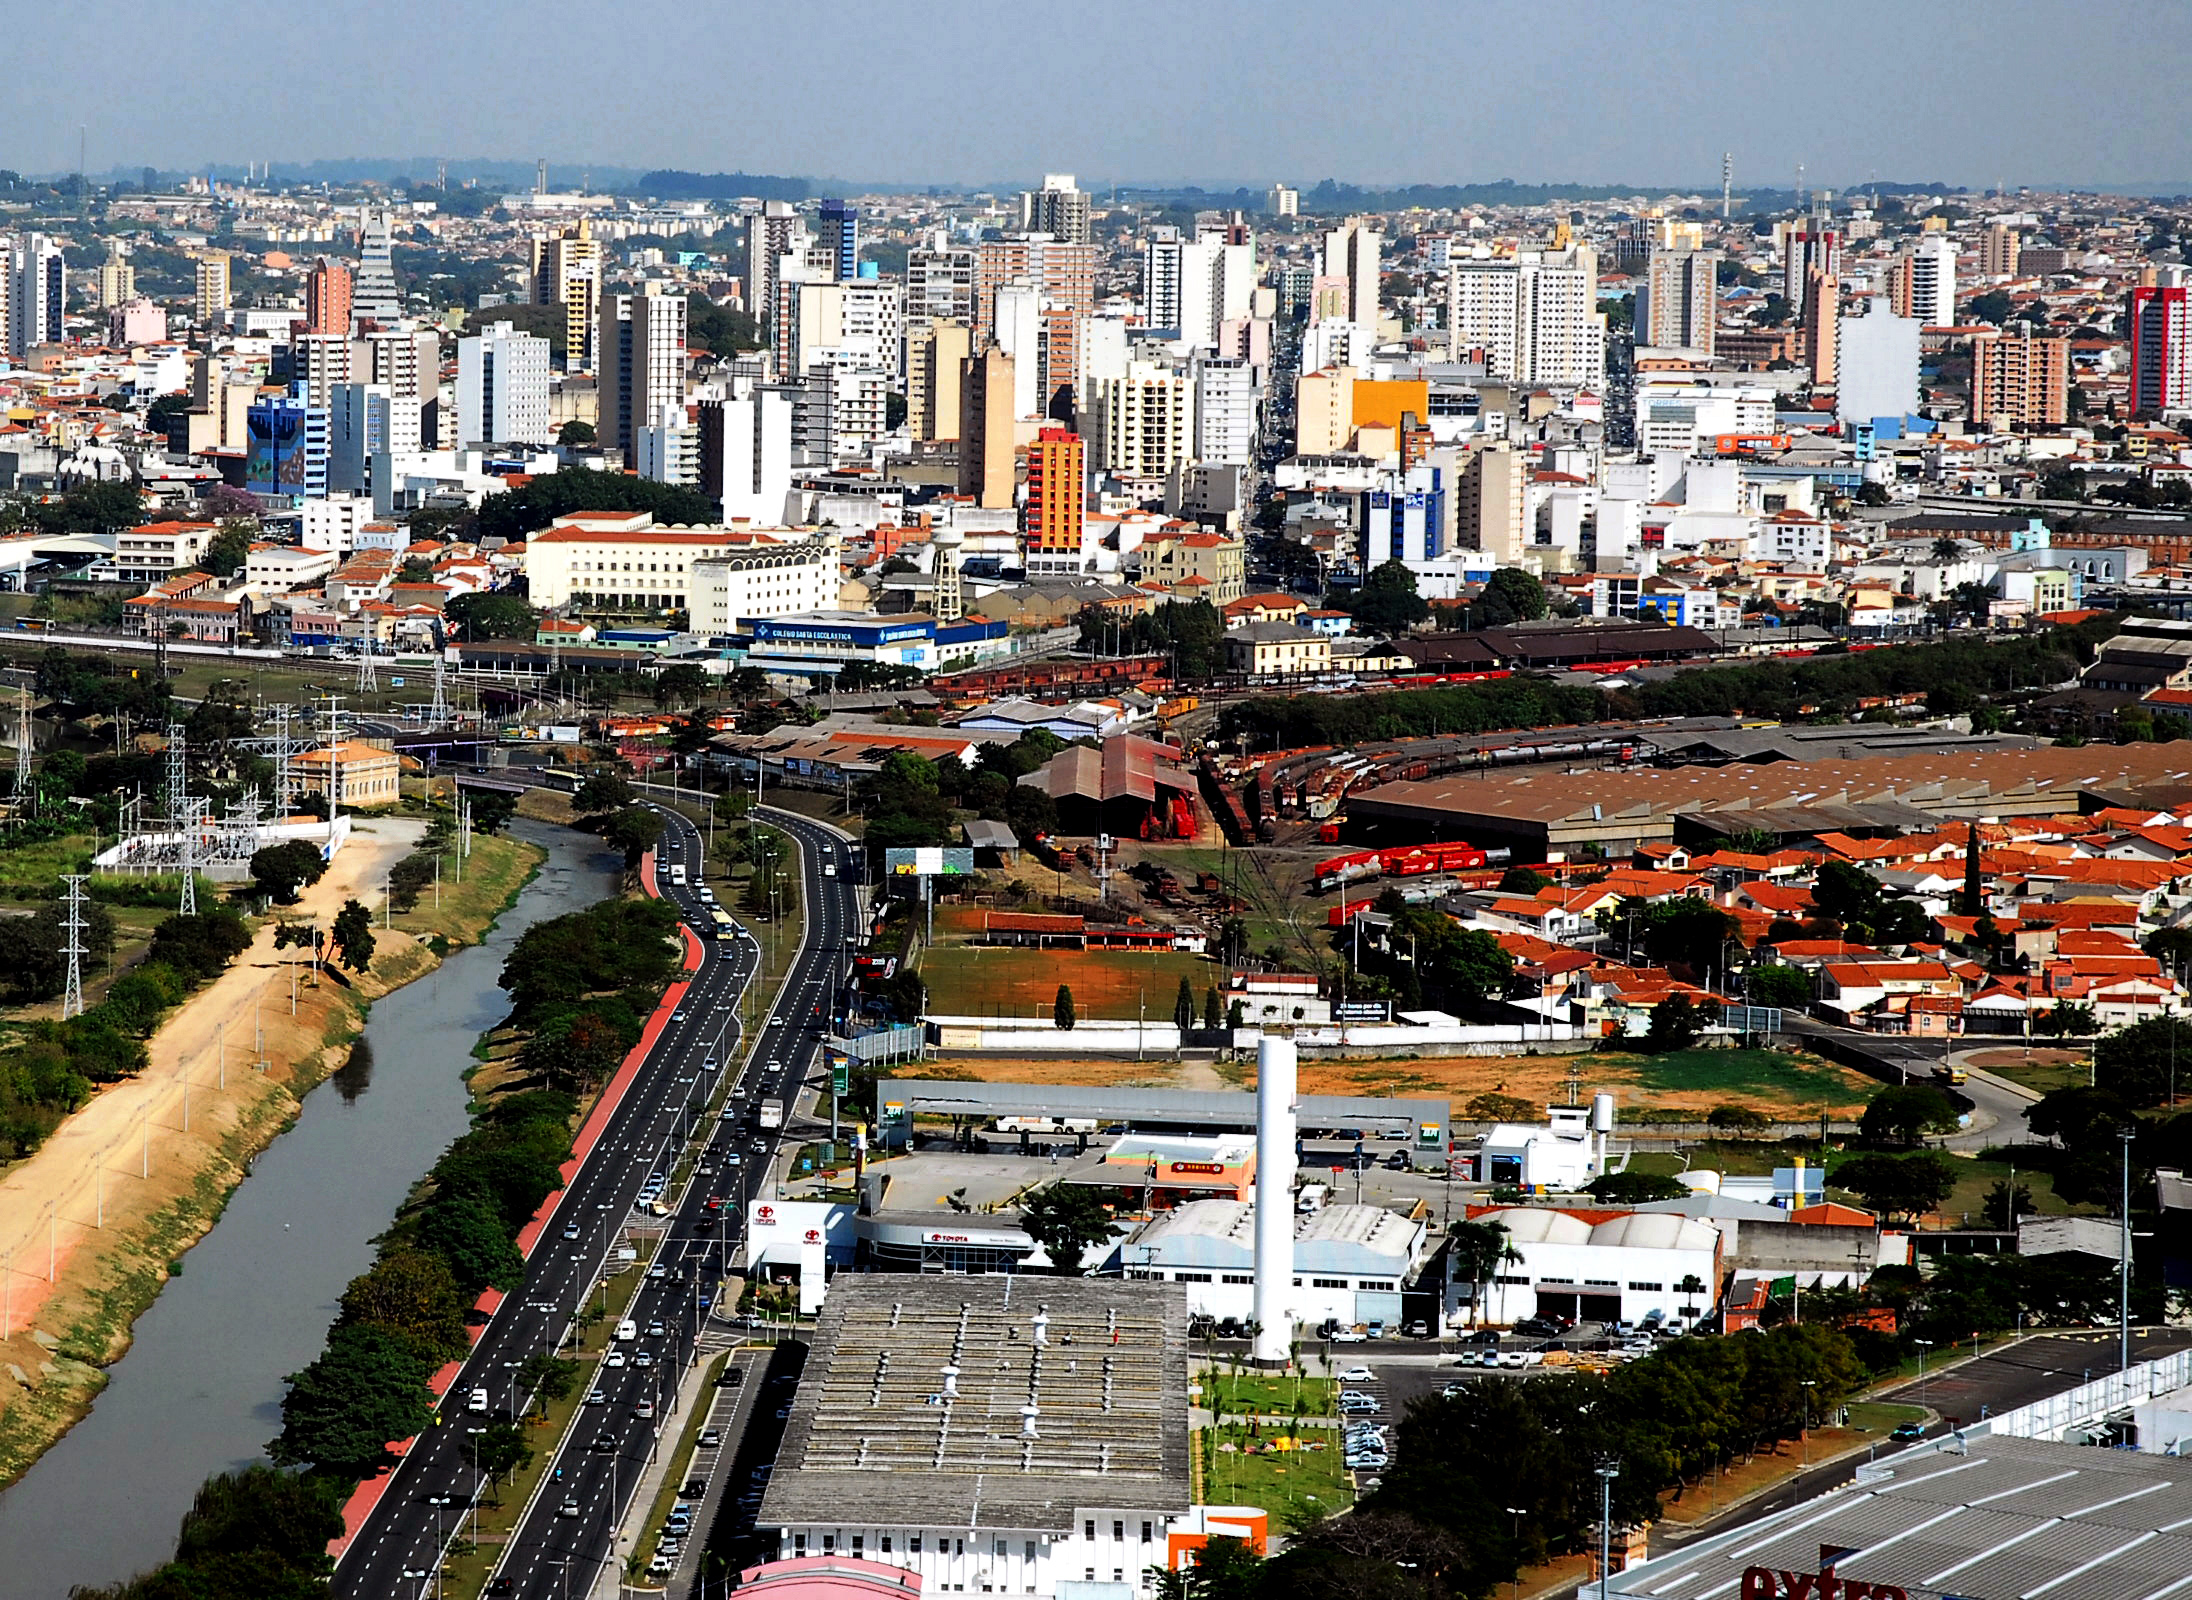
left=1454, top=1207, right=1724, bottom=1330
left=1121, top=1198, right=1428, bottom=1332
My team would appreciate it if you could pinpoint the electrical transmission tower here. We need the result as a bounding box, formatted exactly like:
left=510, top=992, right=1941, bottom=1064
left=60, top=874, right=87, bottom=1019
left=164, top=722, right=188, bottom=822
left=272, top=704, right=299, bottom=817
left=178, top=798, right=207, bottom=915
left=356, top=642, right=378, bottom=695
left=13, top=687, right=33, bottom=806
left=428, top=646, right=449, bottom=728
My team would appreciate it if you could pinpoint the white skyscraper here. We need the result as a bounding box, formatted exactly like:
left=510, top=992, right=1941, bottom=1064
left=1320, top=222, right=1382, bottom=329
left=9, top=233, right=65, bottom=357
left=1096, top=360, right=1196, bottom=479
left=637, top=401, right=700, bottom=485
left=600, top=288, right=688, bottom=457
left=743, top=201, right=812, bottom=348
left=456, top=321, right=552, bottom=446
left=353, top=209, right=400, bottom=322
left=1908, top=235, right=1958, bottom=327
left=1837, top=296, right=1922, bottom=427
left=1193, top=357, right=1256, bottom=465
left=699, top=384, right=795, bottom=524
left=1145, top=231, right=1253, bottom=349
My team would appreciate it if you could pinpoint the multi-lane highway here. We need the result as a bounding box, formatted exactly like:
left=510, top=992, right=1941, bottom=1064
left=334, top=801, right=864, bottom=1600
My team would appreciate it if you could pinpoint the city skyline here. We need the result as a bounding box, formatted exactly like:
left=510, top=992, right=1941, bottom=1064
left=9, top=0, right=2192, bottom=191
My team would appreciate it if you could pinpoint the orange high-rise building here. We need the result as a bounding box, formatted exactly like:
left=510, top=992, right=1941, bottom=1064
left=304, top=257, right=353, bottom=336
left=1024, top=428, right=1086, bottom=555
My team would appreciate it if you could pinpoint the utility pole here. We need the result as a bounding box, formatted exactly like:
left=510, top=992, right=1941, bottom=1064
left=178, top=798, right=205, bottom=915
left=2122, top=1125, right=2135, bottom=1373
left=12, top=687, right=32, bottom=806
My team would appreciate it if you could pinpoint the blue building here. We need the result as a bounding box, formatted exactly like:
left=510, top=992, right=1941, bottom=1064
left=740, top=611, right=1009, bottom=680
left=818, top=199, right=858, bottom=282
left=245, top=384, right=330, bottom=503
left=1362, top=464, right=1446, bottom=566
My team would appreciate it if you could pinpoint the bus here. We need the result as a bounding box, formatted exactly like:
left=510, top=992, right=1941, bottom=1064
left=710, top=909, right=735, bottom=941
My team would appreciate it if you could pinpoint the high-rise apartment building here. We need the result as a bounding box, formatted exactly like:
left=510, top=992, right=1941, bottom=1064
left=1144, top=230, right=1253, bottom=349
left=1320, top=222, right=1382, bottom=329
left=1267, top=184, right=1298, bottom=218
left=907, top=246, right=976, bottom=324
left=194, top=252, right=231, bottom=325
left=1096, top=360, right=1195, bottom=480
left=957, top=346, right=1017, bottom=510
left=1898, top=235, right=1958, bottom=327
left=2129, top=285, right=2192, bottom=418
left=457, top=321, right=553, bottom=445
left=353, top=209, right=400, bottom=322
left=1969, top=325, right=2068, bottom=427
left=1024, top=428, right=1086, bottom=554
left=1446, top=248, right=1604, bottom=385
left=245, top=386, right=331, bottom=501
left=8, top=234, right=64, bottom=357
left=1782, top=224, right=1839, bottom=322
left=328, top=381, right=421, bottom=499
left=903, top=318, right=970, bottom=442
left=1019, top=175, right=1092, bottom=246
left=97, top=255, right=136, bottom=310
left=1800, top=271, right=1839, bottom=386
left=1837, top=297, right=1922, bottom=427
left=818, top=198, right=859, bottom=281
left=303, top=257, right=353, bottom=337
left=743, top=201, right=811, bottom=345
left=600, top=287, right=688, bottom=458
left=1638, top=249, right=1719, bottom=353
left=1979, top=224, right=2021, bottom=280
left=973, top=236, right=1096, bottom=341
left=1192, top=357, right=1256, bottom=465
left=530, top=219, right=601, bottom=372
left=291, top=332, right=355, bottom=409
left=1458, top=441, right=1526, bottom=565
left=784, top=279, right=903, bottom=383
left=697, top=383, right=795, bottom=523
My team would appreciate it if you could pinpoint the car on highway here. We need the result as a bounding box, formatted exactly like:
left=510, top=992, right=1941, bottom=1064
left=467, top=1386, right=489, bottom=1412
left=647, top=1320, right=667, bottom=1337
left=585, top=1387, right=608, bottom=1404
left=673, top=1010, right=687, bottom=1022
left=633, top=1351, right=653, bottom=1368
left=589, top=1431, right=616, bottom=1453
left=1891, top=1422, right=1927, bottom=1441
left=562, top=1223, right=581, bottom=1241
left=636, top=1398, right=656, bottom=1419
left=558, top=1498, right=581, bottom=1518
left=605, top=1350, right=626, bottom=1368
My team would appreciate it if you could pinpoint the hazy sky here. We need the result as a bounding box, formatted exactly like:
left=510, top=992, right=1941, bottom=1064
left=13, top=0, right=2192, bottom=191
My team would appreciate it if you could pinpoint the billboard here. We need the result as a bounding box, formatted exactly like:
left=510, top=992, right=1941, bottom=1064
left=884, top=847, right=975, bottom=877
left=244, top=403, right=309, bottom=495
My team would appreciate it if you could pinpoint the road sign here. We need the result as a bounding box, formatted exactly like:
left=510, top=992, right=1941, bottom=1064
left=830, top=1055, right=850, bottom=1096
left=1721, top=1004, right=1784, bottom=1035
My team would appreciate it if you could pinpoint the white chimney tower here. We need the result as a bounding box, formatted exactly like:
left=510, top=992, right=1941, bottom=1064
left=1252, top=1035, right=1298, bottom=1366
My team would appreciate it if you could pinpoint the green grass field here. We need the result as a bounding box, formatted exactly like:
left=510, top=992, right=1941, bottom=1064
left=1974, top=1054, right=2091, bottom=1096
left=1201, top=1423, right=1354, bottom=1518
left=1613, top=1048, right=1869, bottom=1107
left=918, top=942, right=1222, bottom=1021
left=1200, top=1373, right=1335, bottom=1418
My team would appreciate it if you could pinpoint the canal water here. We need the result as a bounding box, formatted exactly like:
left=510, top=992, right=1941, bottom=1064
left=0, top=820, right=619, bottom=1598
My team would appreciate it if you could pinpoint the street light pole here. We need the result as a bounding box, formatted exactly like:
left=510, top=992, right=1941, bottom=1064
left=2121, top=1125, right=2135, bottom=1374
left=1596, top=1460, right=1620, bottom=1600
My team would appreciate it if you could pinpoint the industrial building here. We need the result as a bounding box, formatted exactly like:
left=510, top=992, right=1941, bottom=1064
left=756, top=1276, right=1211, bottom=1599
left=1121, top=1198, right=1429, bottom=1330
left=1455, top=1206, right=1725, bottom=1328
left=1461, top=1095, right=1620, bottom=1191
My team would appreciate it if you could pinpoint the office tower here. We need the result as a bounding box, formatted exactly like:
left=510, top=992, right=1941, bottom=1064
left=957, top=345, right=1016, bottom=509
left=1024, top=428, right=1086, bottom=554
left=1458, top=441, right=1526, bottom=564
left=1800, top=271, right=1838, bottom=386
left=1193, top=357, right=1256, bottom=464
left=353, top=209, right=400, bottom=322
left=329, top=381, right=418, bottom=497
left=598, top=287, right=687, bottom=459
left=1446, top=248, right=1604, bottom=385
left=97, top=255, right=136, bottom=310
left=1096, top=360, right=1195, bottom=478
left=1782, top=223, right=1839, bottom=321
left=1837, top=297, right=1921, bottom=426
left=1268, top=184, right=1298, bottom=218
left=743, top=201, right=811, bottom=344
left=194, top=252, right=231, bottom=325
left=904, top=318, right=970, bottom=441
left=1979, top=223, right=2020, bottom=279
left=2129, top=285, right=2192, bottom=418
left=1319, top=221, right=1382, bottom=328
left=697, top=384, right=795, bottom=522
left=1019, top=174, right=1092, bottom=246
left=245, top=386, right=331, bottom=501
left=907, top=245, right=976, bottom=323
left=291, top=332, right=355, bottom=409
left=818, top=198, right=859, bottom=280
left=457, top=321, right=552, bottom=445
left=303, top=257, right=353, bottom=336
left=529, top=219, right=600, bottom=371
left=8, top=234, right=64, bottom=357
left=1969, top=325, right=2068, bottom=428
left=1638, top=249, right=1719, bottom=353
left=815, top=363, right=890, bottom=461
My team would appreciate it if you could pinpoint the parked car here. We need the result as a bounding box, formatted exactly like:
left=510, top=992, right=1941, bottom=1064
left=700, top=1428, right=722, bottom=1448
left=1403, top=1320, right=1432, bottom=1338
left=1329, top=1328, right=1367, bottom=1344
left=1463, top=1329, right=1503, bottom=1346
left=1337, top=1365, right=1374, bottom=1383
left=1338, top=1390, right=1381, bottom=1413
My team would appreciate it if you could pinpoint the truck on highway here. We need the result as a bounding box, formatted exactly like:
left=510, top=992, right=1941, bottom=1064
left=758, top=1094, right=785, bottom=1131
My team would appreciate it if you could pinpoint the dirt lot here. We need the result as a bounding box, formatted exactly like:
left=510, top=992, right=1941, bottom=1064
left=919, top=943, right=1225, bottom=1021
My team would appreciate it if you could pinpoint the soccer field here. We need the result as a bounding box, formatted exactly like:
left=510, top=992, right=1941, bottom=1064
left=918, top=943, right=1222, bottom=1020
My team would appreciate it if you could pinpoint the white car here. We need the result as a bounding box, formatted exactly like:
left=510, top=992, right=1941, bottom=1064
left=1329, top=1328, right=1367, bottom=1344
left=1337, top=1365, right=1374, bottom=1383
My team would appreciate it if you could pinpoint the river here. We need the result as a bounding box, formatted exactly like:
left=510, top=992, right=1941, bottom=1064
left=0, top=820, right=620, bottom=1598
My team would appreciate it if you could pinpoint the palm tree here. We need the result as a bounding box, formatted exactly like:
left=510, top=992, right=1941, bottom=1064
left=1676, top=1272, right=1708, bottom=1324
left=1448, top=1218, right=1518, bottom=1326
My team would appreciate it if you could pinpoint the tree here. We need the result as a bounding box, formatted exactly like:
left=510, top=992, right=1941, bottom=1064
left=1706, top=1103, right=1772, bottom=1137
left=1498, top=866, right=1550, bottom=895
left=1473, top=567, right=1550, bottom=628
left=1622, top=897, right=1739, bottom=979
left=467, top=789, right=517, bottom=836
left=249, top=839, right=328, bottom=905
left=601, top=805, right=664, bottom=868
left=1174, top=976, right=1196, bottom=1036
left=443, top=591, right=538, bottom=642
left=518, top=1351, right=580, bottom=1417
left=1745, top=964, right=1812, bottom=1010
left=2035, top=1001, right=2097, bottom=1038
left=1054, top=984, right=1076, bottom=1031
left=198, top=520, right=254, bottom=578
left=1860, top=1084, right=1959, bottom=1147
left=1984, top=1178, right=2033, bottom=1230
left=1584, top=1170, right=1688, bottom=1203
left=270, top=1323, right=434, bottom=1475
left=174, top=1462, right=345, bottom=1570
left=571, top=770, right=637, bottom=815
left=1348, top=560, right=1431, bottom=636
left=1644, top=992, right=1712, bottom=1052
left=330, top=898, right=376, bottom=973
left=1203, top=986, right=1222, bottom=1031
left=1970, top=290, right=2016, bottom=326
left=2092, top=1017, right=2192, bottom=1107
left=1959, top=822, right=1984, bottom=917
left=472, top=468, right=718, bottom=543
left=415, top=1187, right=526, bottom=1293
left=1019, top=1183, right=1112, bottom=1274
left=557, top=419, right=596, bottom=447
left=1812, top=860, right=1928, bottom=947
left=1833, top=1152, right=1956, bottom=1222
left=465, top=1420, right=533, bottom=1501
left=651, top=663, right=709, bottom=707
left=338, top=1247, right=470, bottom=1364
left=1446, top=1218, right=1518, bottom=1327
